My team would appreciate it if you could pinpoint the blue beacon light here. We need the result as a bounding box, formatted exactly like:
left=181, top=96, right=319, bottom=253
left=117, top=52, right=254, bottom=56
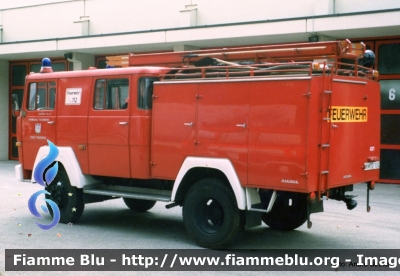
left=40, top=57, right=53, bottom=73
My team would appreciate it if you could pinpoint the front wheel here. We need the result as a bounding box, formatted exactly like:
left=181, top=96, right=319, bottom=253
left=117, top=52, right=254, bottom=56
left=45, top=167, right=84, bottom=224
left=182, top=178, right=245, bottom=249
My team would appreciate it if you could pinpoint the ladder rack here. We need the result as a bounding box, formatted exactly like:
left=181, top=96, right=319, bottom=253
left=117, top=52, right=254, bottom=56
left=122, top=39, right=364, bottom=67
left=106, top=39, right=378, bottom=80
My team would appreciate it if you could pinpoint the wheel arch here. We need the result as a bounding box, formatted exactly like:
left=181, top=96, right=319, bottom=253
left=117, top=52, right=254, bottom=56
left=171, top=157, right=246, bottom=210
left=32, top=146, right=97, bottom=189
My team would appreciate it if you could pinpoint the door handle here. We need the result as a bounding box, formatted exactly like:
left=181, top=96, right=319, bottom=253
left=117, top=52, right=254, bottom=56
left=236, top=123, right=247, bottom=128
left=184, top=122, right=194, bottom=127
left=119, top=122, right=128, bottom=125
left=47, top=121, right=55, bottom=125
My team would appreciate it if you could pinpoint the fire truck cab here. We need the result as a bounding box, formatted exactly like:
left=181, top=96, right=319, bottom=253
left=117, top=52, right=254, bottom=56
left=15, top=40, right=380, bottom=249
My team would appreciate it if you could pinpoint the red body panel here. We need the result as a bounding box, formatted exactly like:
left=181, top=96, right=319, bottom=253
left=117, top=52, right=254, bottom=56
left=129, top=115, right=152, bottom=179
left=151, top=83, right=197, bottom=179
left=195, top=82, right=249, bottom=184
left=327, top=78, right=381, bottom=188
left=247, top=78, right=311, bottom=191
left=151, top=76, right=380, bottom=193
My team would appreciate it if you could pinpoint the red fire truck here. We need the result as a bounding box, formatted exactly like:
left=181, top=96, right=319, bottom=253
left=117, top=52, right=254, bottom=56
left=14, top=39, right=380, bottom=249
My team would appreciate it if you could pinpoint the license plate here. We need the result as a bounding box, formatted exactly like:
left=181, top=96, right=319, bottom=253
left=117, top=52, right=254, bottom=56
left=364, top=161, right=380, bottom=170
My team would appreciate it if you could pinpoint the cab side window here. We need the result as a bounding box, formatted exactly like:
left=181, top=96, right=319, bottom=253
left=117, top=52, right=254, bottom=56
left=27, top=82, right=56, bottom=111
left=94, top=78, right=129, bottom=110
left=138, top=77, right=158, bottom=110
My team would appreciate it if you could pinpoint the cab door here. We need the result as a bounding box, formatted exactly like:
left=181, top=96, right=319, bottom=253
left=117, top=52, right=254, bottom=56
left=20, top=81, right=57, bottom=170
left=87, top=77, right=131, bottom=177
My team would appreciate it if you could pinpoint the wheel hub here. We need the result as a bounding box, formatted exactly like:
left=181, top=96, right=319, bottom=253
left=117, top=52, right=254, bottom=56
left=196, top=198, right=224, bottom=233
left=46, top=181, right=65, bottom=207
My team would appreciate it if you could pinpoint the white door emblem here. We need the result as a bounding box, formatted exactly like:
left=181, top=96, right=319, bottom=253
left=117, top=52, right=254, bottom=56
left=35, top=123, right=41, bottom=134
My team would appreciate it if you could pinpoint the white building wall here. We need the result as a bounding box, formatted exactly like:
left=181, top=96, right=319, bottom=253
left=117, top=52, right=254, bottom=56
left=335, top=0, right=400, bottom=13
left=86, top=0, right=184, bottom=35
left=0, top=0, right=397, bottom=61
left=1, top=1, right=83, bottom=42
left=0, top=0, right=399, bottom=44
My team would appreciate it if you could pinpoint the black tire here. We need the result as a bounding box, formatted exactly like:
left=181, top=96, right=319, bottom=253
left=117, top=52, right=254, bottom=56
left=123, top=198, right=156, bottom=212
left=45, top=167, right=84, bottom=224
left=182, top=178, right=245, bottom=249
left=261, top=191, right=308, bottom=231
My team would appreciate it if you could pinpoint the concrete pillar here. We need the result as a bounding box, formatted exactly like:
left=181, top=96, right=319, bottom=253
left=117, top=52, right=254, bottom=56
left=66, top=52, right=95, bottom=70
left=173, top=44, right=200, bottom=52
left=180, top=5, right=197, bottom=27
left=0, top=59, right=9, bottom=160
left=74, top=16, right=90, bottom=36
left=308, top=34, right=336, bottom=42
left=317, top=35, right=336, bottom=41
left=0, top=26, right=3, bottom=44
left=314, top=0, right=334, bottom=16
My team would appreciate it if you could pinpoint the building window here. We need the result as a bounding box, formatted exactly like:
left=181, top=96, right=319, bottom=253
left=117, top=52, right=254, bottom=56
left=380, top=80, right=400, bottom=110
left=30, top=62, right=66, bottom=73
left=12, top=65, right=27, bottom=86
left=94, top=78, right=129, bottom=110
left=378, top=43, right=400, bottom=74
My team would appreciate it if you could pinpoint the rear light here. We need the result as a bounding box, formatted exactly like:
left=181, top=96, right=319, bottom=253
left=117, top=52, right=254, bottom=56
left=363, top=156, right=380, bottom=170
left=368, top=181, right=375, bottom=190
left=78, top=144, right=86, bottom=150
left=372, top=70, right=379, bottom=78
left=16, top=141, right=22, bottom=147
left=312, top=62, right=320, bottom=70
left=308, top=192, right=316, bottom=202
left=367, top=156, right=379, bottom=162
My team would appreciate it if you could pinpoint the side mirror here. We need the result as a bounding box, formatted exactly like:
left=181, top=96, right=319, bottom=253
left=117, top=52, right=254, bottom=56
left=12, top=94, right=20, bottom=117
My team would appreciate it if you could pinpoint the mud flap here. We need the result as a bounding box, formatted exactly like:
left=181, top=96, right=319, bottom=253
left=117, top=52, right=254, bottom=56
left=307, top=199, right=324, bottom=229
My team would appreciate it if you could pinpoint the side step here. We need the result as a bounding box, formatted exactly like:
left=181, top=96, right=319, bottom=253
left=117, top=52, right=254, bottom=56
left=83, top=184, right=172, bottom=202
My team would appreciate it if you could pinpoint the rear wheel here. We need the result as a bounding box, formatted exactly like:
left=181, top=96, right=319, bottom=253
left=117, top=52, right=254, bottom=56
left=123, top=198, right=156, bottom=212
left=45, top=168, right=84, bottom=224
left=261, top=191, right=308, bottom=231
left=182, top=178, right=245, bottom=249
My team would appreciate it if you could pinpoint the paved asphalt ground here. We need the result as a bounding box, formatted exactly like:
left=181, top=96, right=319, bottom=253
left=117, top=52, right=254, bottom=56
left=1, top=160, right=400, bottom=276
